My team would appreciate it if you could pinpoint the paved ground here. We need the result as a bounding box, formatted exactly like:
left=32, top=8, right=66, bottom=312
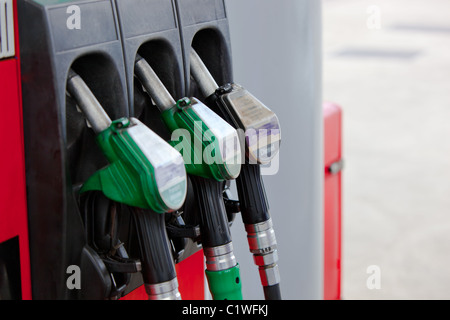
left=322, top=0, right=450, bottom=299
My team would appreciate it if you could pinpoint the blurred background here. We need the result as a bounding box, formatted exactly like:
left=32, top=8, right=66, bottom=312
left=323, top=0, right=450, bottom=299
left=227, top=0, right=450, bottom=300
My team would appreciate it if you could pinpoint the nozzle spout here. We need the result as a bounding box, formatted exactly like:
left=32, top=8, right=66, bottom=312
left=66, top=69, right=112, bottom=134
left=189, top=48, right=219, bottom=98
left=134, top=54, right=176, bottom=112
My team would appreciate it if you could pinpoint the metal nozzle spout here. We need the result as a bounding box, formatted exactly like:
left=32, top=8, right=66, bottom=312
left=134, top=54, right=176, bottom=112
left=189, top=48, right=219, bottom=98
left=66, top=69, right=112, bottom=134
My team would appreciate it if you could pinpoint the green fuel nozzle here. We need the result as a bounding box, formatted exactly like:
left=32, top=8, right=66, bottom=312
left=66, top=69, right=185, bottom=300
left=67, top=69, right=187, bottom=213
left=134, top=54, right=242, bottom=182
left=80, top=116, right=187, bottom=213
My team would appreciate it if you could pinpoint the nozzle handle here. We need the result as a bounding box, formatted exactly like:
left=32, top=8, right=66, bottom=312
left=236, top=164, right=282, bottom=299
left=236, top=163, right=271, bottom=225
left=190, top=176, right=242, bottom=300
left=189, top=48, right=219, bottom=98
left=66, top=69, right=112, bottom=134
left=134, top=54, right=176, bottom=112
left=131, top=207, right=180, bottom=300
left=190, top=176, right=232, bottom=248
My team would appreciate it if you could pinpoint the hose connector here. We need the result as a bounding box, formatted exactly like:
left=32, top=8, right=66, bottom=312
left=204, top=242, right=237, bottom=272
left=145, top=278, right=181, bottom=300
left=245, top=218, right=277, bottom=254
left=245, top=219, right=281, bottom=287
left=204, top=243, right=243, bottom=300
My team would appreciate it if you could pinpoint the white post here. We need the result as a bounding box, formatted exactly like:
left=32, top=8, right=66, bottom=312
left=226, top=0, right=324, bottom=300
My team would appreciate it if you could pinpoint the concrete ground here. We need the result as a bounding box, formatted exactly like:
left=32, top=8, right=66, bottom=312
left=322, top=0, right=450, bottom=299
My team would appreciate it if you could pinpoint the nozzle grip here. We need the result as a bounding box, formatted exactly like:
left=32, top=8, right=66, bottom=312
left=131, top=207, right=177, bottom=285
left=190, top=176, right=232, bottom=248
left=235, top=164, right=271, bottom=225
left=205, top=264, right=243, bottom=300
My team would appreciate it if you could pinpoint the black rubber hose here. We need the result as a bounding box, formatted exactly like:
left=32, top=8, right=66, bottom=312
left=263, top=284, right=282, bottom=300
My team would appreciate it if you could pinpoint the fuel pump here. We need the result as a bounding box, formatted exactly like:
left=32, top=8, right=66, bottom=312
left=134, top=55, right=243, bottom=300
left=66, top=69, right=186, bottom=300
left=189, top=48, right=282, bottom=300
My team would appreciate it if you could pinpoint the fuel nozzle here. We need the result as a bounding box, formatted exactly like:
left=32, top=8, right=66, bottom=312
left=134, top=56, right=243, bottom=300
left=190, top=48, right=281, bottom=165
left=66, top=69, right=185, bottom=300
left=189, top=49, right=283, bottom=300
left=67, top=69, right=187, bottom=212
left=135, top=54, right=242, bottom=181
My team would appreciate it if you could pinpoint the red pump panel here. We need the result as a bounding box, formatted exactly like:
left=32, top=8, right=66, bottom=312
left=323, top=102, right=343, bottom=300
left=120, top=249, right=205, bottom=300
left=0, top=0, right=32, bottom=299
left=175, top=249, right=205, bottom=300
left=0, top=59, right=26, bottom=242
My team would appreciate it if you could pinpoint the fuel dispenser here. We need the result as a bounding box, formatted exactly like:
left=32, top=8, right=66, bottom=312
left=13, top=0, right=244, bottom=300
left=15, top=0, right=204, bottom=300
left=0, top=0, right=331, bottom=301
